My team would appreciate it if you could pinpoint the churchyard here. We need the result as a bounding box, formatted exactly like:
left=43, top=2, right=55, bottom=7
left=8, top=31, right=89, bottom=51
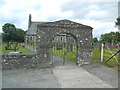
left=1, top=42, right=119, bottom=68
left=1, top=19, right=119, bottom=88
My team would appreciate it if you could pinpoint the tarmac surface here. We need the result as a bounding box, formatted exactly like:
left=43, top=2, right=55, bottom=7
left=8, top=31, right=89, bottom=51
left=82, top=63, right=119, bottom=88
left=2, top=55, right=118, bottom=88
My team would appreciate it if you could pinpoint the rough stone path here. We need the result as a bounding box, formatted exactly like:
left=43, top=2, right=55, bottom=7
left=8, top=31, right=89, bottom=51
left=2, top=55, right=116, bottom=88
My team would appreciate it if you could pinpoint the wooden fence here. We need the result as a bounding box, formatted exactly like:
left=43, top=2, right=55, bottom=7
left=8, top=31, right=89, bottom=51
left=93, top=43, right=120, bottom=67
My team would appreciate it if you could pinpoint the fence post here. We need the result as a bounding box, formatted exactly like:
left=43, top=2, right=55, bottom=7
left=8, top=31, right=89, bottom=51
left=101, top=43, right=104, bottom=62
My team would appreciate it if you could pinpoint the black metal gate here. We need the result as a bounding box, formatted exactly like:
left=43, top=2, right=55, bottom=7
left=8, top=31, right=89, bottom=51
left=51, top=33, right=77, bottom=66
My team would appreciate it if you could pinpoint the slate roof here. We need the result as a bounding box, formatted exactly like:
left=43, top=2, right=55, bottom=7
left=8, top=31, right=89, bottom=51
left=26, top=22, right=45, bottom=35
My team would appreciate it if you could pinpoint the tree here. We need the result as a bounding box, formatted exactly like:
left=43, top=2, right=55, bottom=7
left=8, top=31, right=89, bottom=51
left=2, top=23, right=26, bottom=42
left=115, top=17, right=120, bottom=30
left=15, top=28, right=26, bottom=42
left=115, top=17, right=120, bottom=26
left=100, top=32, right=120, bottom=43
left=2, top=23, right=17, bottom=42
left=92, top=37, right=98, bottom=43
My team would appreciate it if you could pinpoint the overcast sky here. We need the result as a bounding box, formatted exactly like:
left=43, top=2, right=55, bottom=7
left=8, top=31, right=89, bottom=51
left=0, top=0, right=119, bottom=38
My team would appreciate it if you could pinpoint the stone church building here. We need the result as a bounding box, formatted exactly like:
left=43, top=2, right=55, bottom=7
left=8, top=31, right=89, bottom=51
left=26, top=14, right=74, bottom=45
left=26, top=14, right=45, bottom=44
left=26, top=14, right=90, bottom=48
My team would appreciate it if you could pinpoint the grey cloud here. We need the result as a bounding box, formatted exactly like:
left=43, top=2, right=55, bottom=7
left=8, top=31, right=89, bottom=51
left=61, top=2, right=92, bottom=19
left=61, top=2, right=118, bottom=22
left=47, top=16, right=73, bottom=21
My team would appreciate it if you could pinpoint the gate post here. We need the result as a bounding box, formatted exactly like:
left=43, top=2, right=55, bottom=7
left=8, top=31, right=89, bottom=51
left=36, top=45, right=51, bottom=68
left=76, top=39, right=92, bottom=66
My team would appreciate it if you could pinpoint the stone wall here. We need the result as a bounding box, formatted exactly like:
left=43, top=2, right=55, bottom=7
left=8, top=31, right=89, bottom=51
left=2, top=53, right=49, bottom=70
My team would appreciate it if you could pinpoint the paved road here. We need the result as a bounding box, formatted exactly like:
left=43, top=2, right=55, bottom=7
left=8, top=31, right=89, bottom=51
left=82, top=63, right=118, bottom=88
left=2, top=69, right=60, bottom=88
left=51, top=56, right=113, bottom=88
left=2, top=55, right=117, bottom=88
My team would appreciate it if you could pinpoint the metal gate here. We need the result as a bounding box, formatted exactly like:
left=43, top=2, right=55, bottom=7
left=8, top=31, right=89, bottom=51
left=51, top=33, right=77, bottom=66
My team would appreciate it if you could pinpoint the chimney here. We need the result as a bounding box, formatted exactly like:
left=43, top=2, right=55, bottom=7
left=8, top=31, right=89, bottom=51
left=28, top=14, right=32, bottom=27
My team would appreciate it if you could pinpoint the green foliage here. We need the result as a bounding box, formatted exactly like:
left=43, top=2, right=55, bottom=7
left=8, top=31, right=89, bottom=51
left=2, top=23, right=16, bottom=42
left=100, top=32, right=120, bottom=43
left=2, top=23, right=26, bottom=42
left=14, top=28, right=26, bottom=42
left=92, top=37, right=98, bottom=43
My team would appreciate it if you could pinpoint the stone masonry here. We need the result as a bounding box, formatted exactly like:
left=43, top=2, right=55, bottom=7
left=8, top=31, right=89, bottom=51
left=2, top=53, right=39, bottom=69
left=2, top=19, right=93, bottom=69
left=36, top=19, right=93, bottom=67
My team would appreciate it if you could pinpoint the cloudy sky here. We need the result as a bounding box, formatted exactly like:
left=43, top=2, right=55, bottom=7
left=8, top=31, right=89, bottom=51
left=0, top=0, right=119, bottom=38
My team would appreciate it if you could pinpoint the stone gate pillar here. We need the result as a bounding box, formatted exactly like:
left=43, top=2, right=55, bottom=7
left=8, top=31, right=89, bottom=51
left=77, top=44, right=92, bottom=66
left=36, top=32, right=52, bottom=68
left=36, top=45, right=51, bottom=68
left=76, top=35, right=93, bottom=66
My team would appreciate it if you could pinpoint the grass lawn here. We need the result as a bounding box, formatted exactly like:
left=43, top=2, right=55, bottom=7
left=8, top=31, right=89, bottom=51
left=51, top=45, right=77, bottom=62
left=1, top=43, right=32, bottom=54
left=92, top=47, right=101, bottom=62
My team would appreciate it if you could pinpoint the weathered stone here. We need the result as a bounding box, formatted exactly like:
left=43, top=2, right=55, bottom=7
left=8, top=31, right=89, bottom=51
left=36, top=19, right=93, bottom=67
left=2, top=53, right=39, bottom=70
left=2, top=19, right=93, bottom=70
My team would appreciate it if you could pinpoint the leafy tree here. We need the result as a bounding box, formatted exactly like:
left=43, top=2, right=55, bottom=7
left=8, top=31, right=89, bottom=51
left=2, top=23, right=16, bottom=42
left=100, top=32, right=120, bottom=43
left=92, top=37, right=98, bottom=43
left=16, top=28, right=26, bottom=42
left=2, top=23, right=26, bottom=42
